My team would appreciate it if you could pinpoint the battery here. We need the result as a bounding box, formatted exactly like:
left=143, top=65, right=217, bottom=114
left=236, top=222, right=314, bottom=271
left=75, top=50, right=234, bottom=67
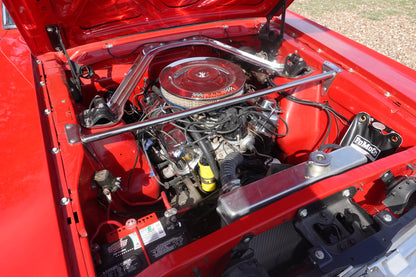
left=96, top=213, right=189, bottom=277
left=96, top=220, right=148, bottom=277
left=136, top=213, right=189, bottom=263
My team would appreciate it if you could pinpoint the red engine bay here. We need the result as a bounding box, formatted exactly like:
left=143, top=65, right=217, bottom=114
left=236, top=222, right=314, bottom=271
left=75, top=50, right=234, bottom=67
left=13, top=9, right=416, bottom=277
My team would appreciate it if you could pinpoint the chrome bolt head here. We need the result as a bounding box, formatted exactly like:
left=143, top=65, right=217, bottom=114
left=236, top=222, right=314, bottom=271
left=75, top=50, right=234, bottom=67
left=383, top=214, right=392, bottom=222
left=299, top=209, right=308, bottom=218
left=342, top=189, right=351, bottom=198
left=314, top=250, right=325, bottom=260
left=60, top=197, right=70, bottom=206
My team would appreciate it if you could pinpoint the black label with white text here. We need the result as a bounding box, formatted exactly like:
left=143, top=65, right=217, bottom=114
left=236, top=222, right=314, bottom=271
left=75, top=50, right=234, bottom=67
left=351, top=135, right=381, bottom=161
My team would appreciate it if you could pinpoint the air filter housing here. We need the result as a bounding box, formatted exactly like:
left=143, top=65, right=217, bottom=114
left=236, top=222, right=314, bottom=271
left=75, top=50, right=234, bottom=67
left=159, top=57, right=245, bottom=109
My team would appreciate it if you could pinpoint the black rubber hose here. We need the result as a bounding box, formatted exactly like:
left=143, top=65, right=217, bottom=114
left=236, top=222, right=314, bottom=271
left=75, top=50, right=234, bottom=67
left=220, top=152, right=244, bottom=189
left=189, top=126, right=220, bottom=181
left=318, top=143, right=342, bottom=152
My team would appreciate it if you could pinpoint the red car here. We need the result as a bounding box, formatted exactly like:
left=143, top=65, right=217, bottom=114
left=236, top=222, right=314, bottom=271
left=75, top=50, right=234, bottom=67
left=1, top=0, right=416, bottom=276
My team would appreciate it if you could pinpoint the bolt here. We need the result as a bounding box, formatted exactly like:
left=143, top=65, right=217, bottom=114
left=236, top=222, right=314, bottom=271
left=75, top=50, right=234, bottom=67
left=348, top=68, right=354, bottom=72
left=342, top=189, right=351, bottom=198
left=391, top=135, right=399, bottom=143
left=46, top=26, right=54, bottom=32
left=314, top=250, right=325, bottom=260
left=384, top=92, right=391, bottom=97
left=383, top=214, right=392, bottom=222
left=44, top=109, right=51, bottom=115
left=317, top=48, right=322, bottom=53
left=61, top=99, right=66, bottom=103
left=51, top=147, right=60, bottom=154
left=243, top=237, right=251, bottom=244
left=299, top=209, right=308, bottom=218
left=69, top=139, right=76, bottom=144
left=40, top=81, right=45, bottom=86
left=36, top=60, right=41, bottom=64
left=60, top=197, right=70, bottom=206
left=316, top=154, right=326, bottom=161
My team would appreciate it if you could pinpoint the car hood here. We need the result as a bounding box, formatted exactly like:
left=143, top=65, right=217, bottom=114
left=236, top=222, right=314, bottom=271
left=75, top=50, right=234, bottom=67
left=3, top=0, right=293, bottom=56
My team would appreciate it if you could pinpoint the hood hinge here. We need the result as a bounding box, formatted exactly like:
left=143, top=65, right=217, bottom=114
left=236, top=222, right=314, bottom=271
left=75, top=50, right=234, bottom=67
left=258, top=0, right=287, bottom=58
left=45, top=25, right=93, bottom=102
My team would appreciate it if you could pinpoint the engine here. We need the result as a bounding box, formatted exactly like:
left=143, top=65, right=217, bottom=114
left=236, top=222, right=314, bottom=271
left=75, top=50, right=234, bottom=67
left=133, top=56, right=284, bottom=208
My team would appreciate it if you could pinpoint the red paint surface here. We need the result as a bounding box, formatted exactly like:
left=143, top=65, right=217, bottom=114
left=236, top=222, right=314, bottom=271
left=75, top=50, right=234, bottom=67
left=3, top=0, right=294, bottom=55
left=0, top=29, right=73, bottom=276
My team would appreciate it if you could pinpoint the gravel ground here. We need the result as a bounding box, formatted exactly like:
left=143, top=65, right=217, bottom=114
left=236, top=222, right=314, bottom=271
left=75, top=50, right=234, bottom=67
left=289, top=1, right=416, bottom=70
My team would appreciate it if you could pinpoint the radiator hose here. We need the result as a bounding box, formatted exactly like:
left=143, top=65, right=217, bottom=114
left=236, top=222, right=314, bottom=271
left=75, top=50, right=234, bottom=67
left=220, top=152, right=244, bottom=192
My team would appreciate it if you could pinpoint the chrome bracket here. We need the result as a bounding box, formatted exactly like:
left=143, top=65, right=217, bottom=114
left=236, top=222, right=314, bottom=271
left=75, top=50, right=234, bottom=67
left=65, top=124, right=82, bottom=145
left=321, top=61, right=342, bottom=96
left=67, top=69, right=336, bottom=144
left=83, top=36, right=286, bottom=128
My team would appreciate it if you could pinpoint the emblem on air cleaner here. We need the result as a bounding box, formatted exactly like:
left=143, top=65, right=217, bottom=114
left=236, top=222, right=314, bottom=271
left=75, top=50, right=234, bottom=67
left=197, top=71, right=208, bottom=78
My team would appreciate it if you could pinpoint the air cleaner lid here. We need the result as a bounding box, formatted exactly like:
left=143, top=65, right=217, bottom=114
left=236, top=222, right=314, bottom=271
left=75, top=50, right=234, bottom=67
left=159, top=57, right=245, bottom=101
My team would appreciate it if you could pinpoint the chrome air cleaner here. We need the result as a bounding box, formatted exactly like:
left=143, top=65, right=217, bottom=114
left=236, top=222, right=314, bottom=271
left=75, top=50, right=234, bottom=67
left=159, top=57, right=245, bottom=109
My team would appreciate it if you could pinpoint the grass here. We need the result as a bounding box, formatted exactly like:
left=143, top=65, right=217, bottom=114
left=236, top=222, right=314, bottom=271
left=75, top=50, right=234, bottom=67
left=288, top=0, right=416, bottom=70
left=290, top=0, right=416, bottom=22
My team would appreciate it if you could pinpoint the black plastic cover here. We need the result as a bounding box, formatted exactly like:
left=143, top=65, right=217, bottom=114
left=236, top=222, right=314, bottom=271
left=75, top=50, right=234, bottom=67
left=340, top=112, right=402, bottom=161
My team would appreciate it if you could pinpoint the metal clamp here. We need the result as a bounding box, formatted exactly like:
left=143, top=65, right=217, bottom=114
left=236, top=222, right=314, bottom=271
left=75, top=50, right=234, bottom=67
left=321, top=61, right=342, bottom=95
